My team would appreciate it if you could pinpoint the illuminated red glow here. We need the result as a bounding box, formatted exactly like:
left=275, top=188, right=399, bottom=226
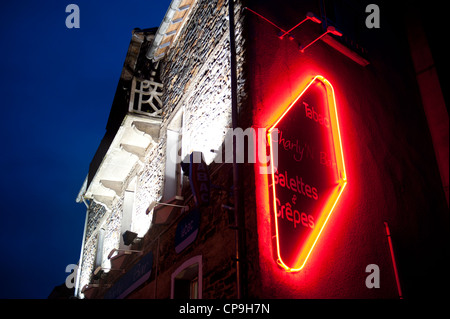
left=267, top=75, right=347, bottom=272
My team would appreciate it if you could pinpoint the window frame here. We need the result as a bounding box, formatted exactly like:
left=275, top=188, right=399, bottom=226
left=162, top=109, right=185, bottom=202
left=170, top=255, right=203, bottom=299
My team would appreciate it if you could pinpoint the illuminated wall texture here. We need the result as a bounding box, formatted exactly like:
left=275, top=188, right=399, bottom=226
left=76, top=0, right=448, bottom=299
left=77, top=0, right=248, bottom=299
left=160, top=1, right=246, bottom=166
left=127, top=0, right=248, bottom=299
left=245, top=0, right=449, bottom=298
left=79, top=199, right=123, bottom=294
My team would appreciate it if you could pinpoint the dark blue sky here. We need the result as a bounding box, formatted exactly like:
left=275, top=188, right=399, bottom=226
left=0, top=0, right=172, bottom=299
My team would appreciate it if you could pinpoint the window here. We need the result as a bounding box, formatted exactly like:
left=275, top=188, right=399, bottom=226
left=171, top=255, right=202, bottom=299
left=174, top=275, right=198, bottom=299
left=94, top=228, right=105, bottom=270
left=120, top=177, right=137, bottom=249
left=152, top=109, right=186, bottom=225
left=163, top=109, right=184, bottom=202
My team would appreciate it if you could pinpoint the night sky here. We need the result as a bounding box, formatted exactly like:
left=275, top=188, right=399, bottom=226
left=0, top=0, right=172, bottom=299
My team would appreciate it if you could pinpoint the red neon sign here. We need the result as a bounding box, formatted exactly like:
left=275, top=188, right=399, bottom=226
left=267, top=75, right=347, bottom=272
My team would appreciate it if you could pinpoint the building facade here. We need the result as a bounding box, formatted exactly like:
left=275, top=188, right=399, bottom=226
left=75, top=0, right=448, bottom=299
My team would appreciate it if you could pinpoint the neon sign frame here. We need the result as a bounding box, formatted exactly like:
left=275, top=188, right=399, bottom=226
left=267, top=75, right=347, bottom=272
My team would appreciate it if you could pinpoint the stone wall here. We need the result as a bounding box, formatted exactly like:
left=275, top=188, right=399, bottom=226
left=79, top=201, right=105, bottom=292
left=78, top=0, right=248, bottom=299
left=161, top=0, right=247, bottom=164
left=128, top=0, right=248, bottom=299
left=127, top=162, right=237, bottom=299
left=132, top=142, right=164, bottom=237
left=78, top=197, right=124, bottom=293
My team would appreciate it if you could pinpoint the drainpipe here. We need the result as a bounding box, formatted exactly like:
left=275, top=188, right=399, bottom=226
left=74, top=198, right=90, bottom=298
left=154, top=236, right=160, bottom=299
left=384, top=222, right=403, bottom=299
left=228, top=0, right=247, bottom=299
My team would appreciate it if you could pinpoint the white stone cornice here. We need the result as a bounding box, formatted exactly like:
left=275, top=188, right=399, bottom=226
left=84, top=114, right=162, bottom=207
